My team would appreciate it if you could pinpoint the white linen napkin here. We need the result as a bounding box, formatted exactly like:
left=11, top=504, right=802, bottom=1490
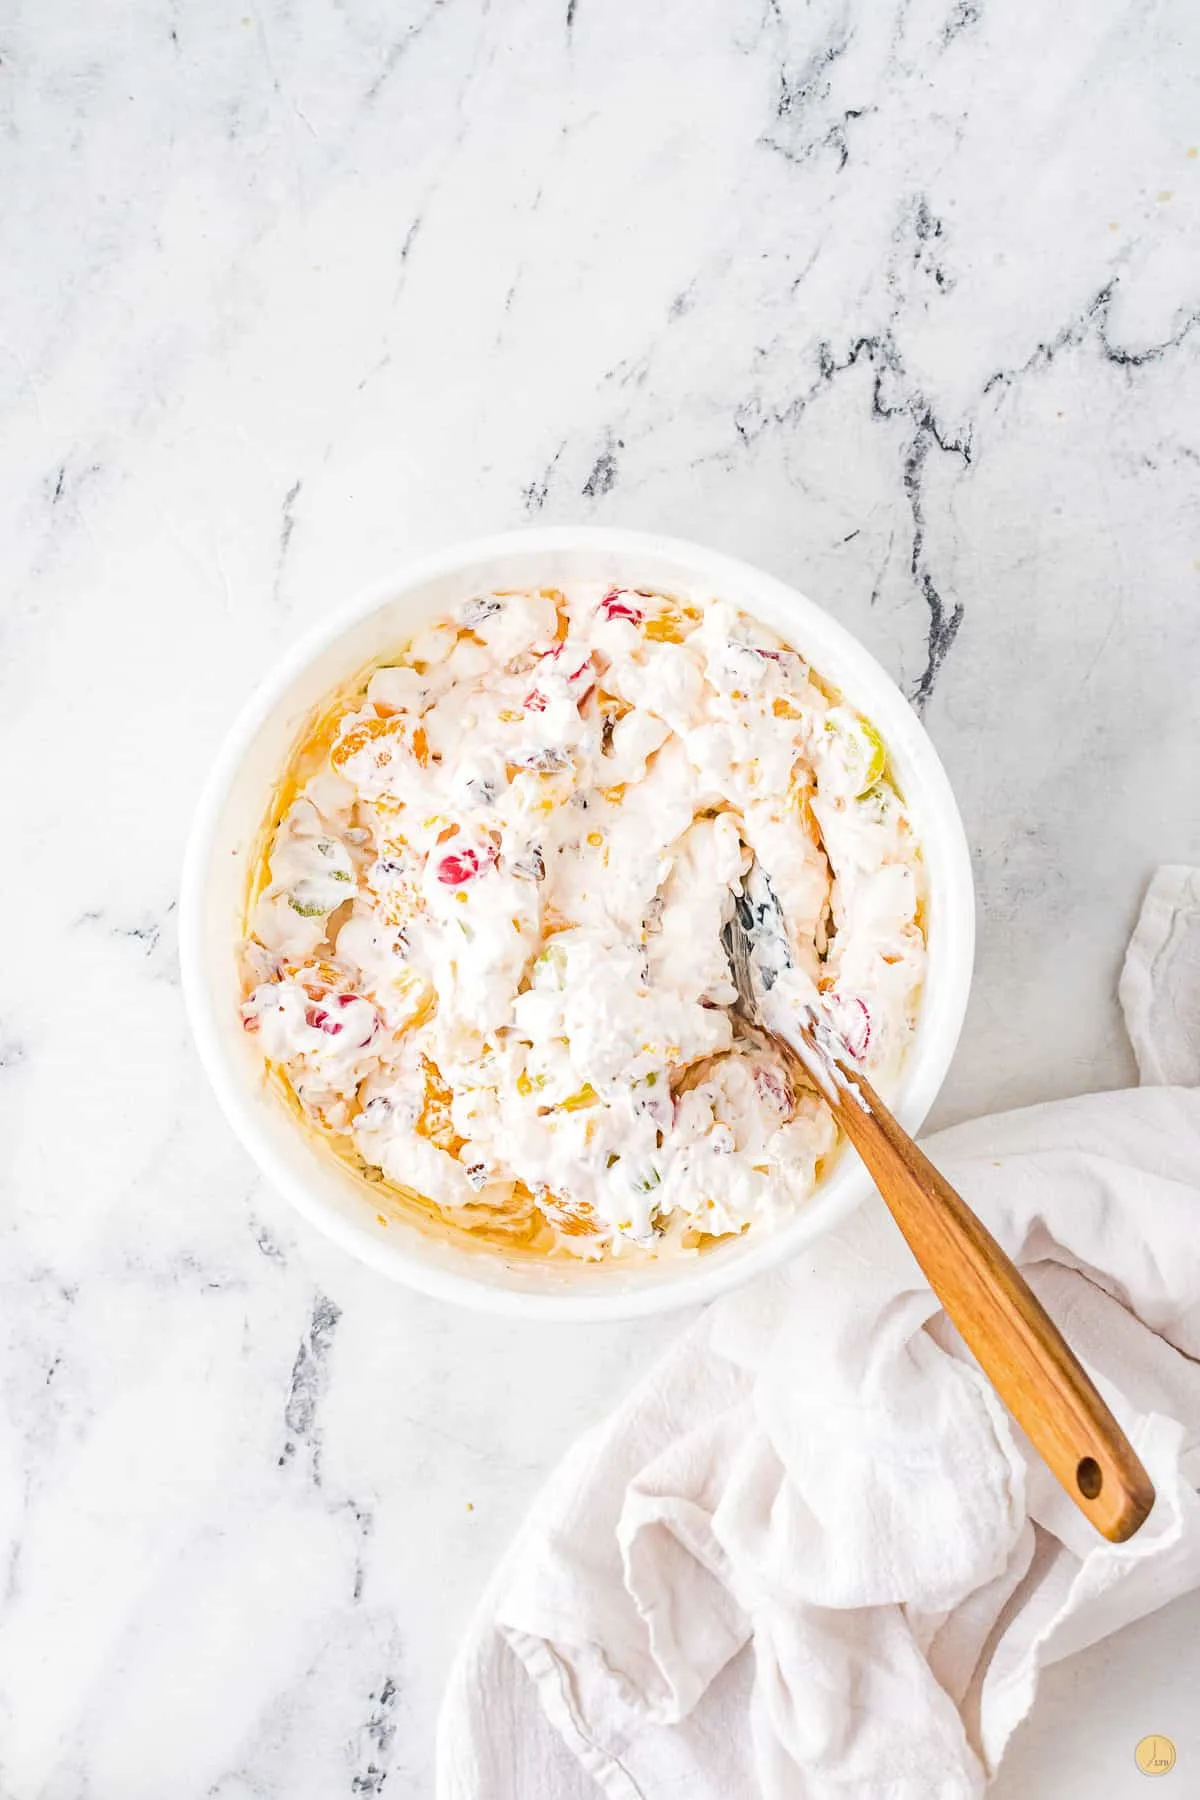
left=437, top=867, right=1200, bottom=1800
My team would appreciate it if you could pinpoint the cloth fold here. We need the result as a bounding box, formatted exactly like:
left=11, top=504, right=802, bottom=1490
left=438, top=871, right=1200, bottom=1799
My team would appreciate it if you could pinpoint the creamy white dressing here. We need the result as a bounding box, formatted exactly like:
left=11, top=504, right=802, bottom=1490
left=241, top=585, right=926, bottom=1256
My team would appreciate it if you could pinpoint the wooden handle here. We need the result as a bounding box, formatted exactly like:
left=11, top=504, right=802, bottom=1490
left=789, top=1043, right=1155, bottom=1541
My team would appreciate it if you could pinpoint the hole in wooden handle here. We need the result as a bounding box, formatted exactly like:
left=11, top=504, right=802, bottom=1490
left=1076, top=1456, right=1103, bottom=1500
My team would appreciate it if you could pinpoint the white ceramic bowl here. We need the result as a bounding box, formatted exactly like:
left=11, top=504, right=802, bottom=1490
left=181, top=528, right=974, bottom=1319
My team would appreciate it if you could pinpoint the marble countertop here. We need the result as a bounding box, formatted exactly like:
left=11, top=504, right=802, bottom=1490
left=4, top=1, right=1200, bottom=1793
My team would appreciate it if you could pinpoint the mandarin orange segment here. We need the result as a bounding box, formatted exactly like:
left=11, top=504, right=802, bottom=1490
left=540, top=909, right=577, bottom=937
left=510, top=1179, right=539, bottom=1212
left=787, top=767, right=823, bottom=846
left=541, top=1193, right=600, bottom=1237
left=331, top=714, right=421, bottom=778
left=293, top=692, right=357, bottom=771
left=416, top=1055, right=464, bottom=1154
left=390, top=965, right=435, bottom=1031
left=283, top=957, right=344, bottom=994
left=332, top=716, right=384, bottom=771
left=596, top=688, right=632, bottom=721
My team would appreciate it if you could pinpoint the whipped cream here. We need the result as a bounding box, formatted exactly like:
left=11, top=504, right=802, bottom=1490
left=241, top=586, right=926, bottom=1256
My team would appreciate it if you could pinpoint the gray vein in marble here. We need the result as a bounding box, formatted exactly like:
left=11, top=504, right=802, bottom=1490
left=117, top=919, right=162, bottom=954
left=867, top=527, right=897, bottom=610
left=273, top=477, right=303, bottom=603
left=347, top=1501, right=376, bottom=1605
left=250, top=0, right=320, bottom=145
left=668, top=283, right=697, bottom=321
left=941, top=0, right=981, bottom=44
left=45, top=459, right=102, bottom=523
left=397, top=216, right=422, bottom=271
left=281, top=1292, right=341, bottom=1481
left=986, top=278, right=1200, bottom=398
left=522, top=442, right=565, bottom=514
left=74, top=904, right=180, bottom=985
left=912, top=197, right=953, bottom=293
left=582, top=437, right=622, bottom=499
left=731, top=323, right=973, bottom=705
left=1, top=1280, right=79, bottom=1611
left=364, top=0, right=449, bottom=106
left=357, top=352, right=393, bottom=395
left=252, top=1220, right=289, bottom=1265
left=759, top=9, right=886, bottom=175
left=902, top=416, right=970, bottom=710
left=351, top=1672, right=400, bottom=1795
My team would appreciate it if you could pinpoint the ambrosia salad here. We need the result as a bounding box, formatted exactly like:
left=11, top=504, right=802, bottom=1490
left=240, top=585, right=926, bottom=1257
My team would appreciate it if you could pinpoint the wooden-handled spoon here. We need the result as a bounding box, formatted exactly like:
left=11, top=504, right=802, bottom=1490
left=723, top=902, right=1155, bottom=1543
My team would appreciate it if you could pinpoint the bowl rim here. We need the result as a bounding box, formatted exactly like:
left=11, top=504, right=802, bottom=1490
left=180, top=525, right=975, bottom=1320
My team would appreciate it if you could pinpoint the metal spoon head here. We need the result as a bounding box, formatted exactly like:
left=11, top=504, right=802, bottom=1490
left=720, top=859, right=843, bottom=1104
left=721, top=857, right=793, bottom=1027
left=720, top=900, right=761, bottom=1030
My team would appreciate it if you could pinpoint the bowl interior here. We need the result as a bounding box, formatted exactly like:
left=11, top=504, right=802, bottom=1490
left=184, top=530, right=974, bottom=1319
